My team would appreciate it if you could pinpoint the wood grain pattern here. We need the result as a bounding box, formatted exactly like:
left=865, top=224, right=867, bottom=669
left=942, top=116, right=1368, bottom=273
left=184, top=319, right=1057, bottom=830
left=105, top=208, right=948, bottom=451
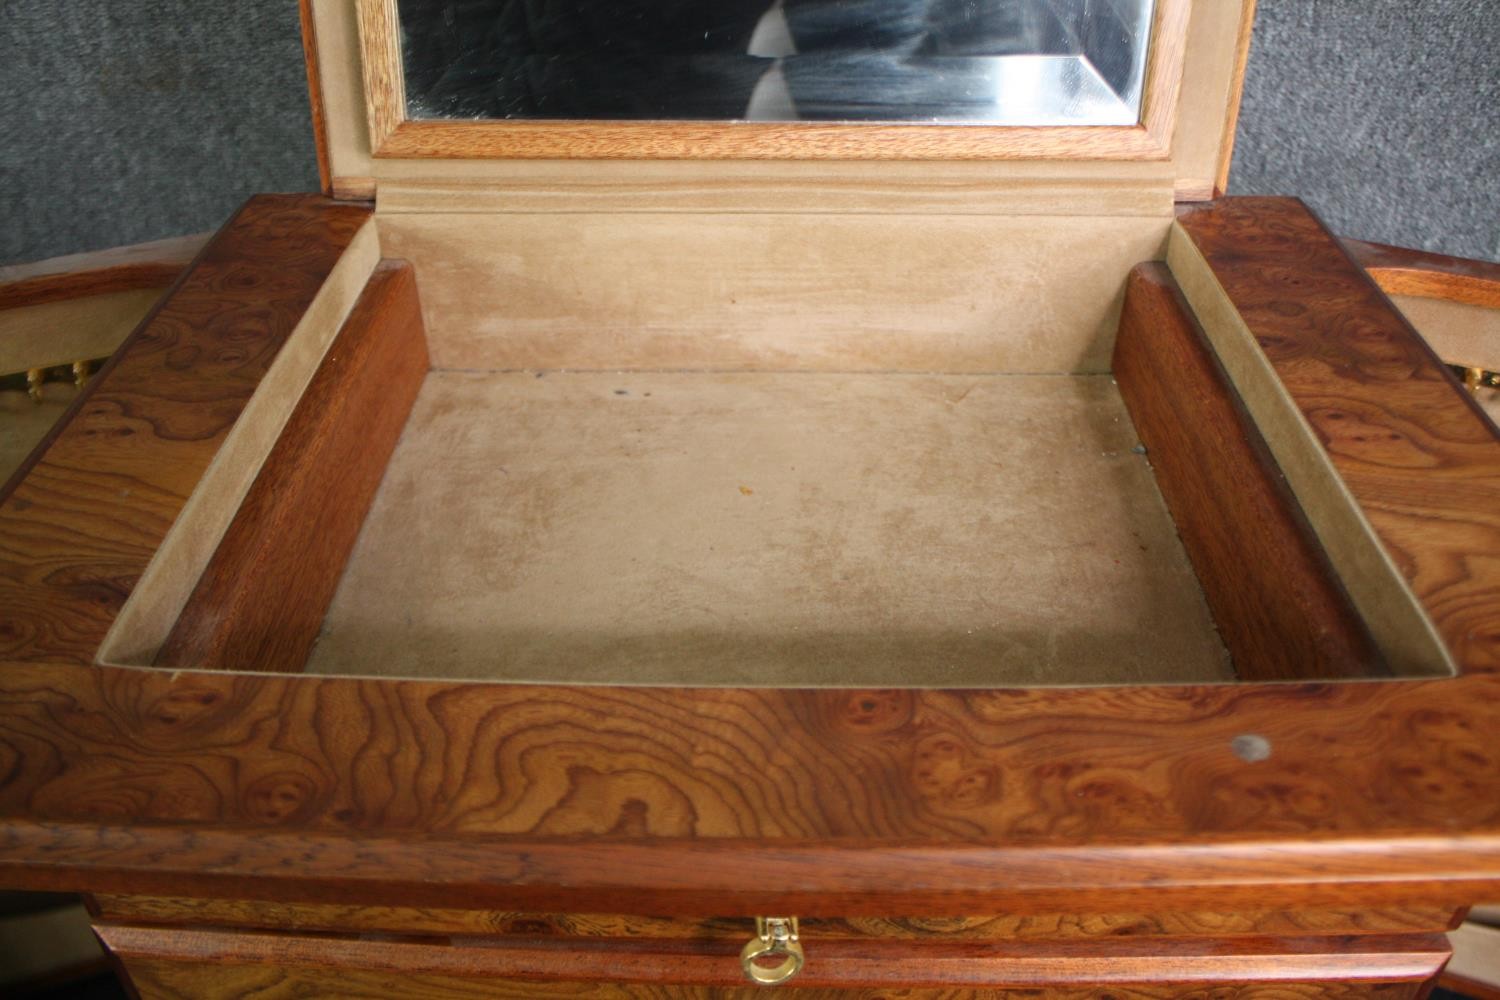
left=0, top=233, right=209, bottom=311
left=1113, top=262, right=1383, bottom=681
left=89, top=895, right=1463, bottom=941
left=153, top=260, right=427, bottom=673
left=4, top=661, right=1500, bottom=914
left=1343, top=239, right=1500, bottom=310
left=112, top=961, right=1433, bottom=1000
left=354, top=0, right=405, bottom=154
left=95, top=923, right=1451, bottom=990
left=353, top=0, right=1184, bottom=161
left=1177, top=199, right=1500, bottom=676
left=0, top=196, right=371, bottom=665
left=372, top=116, right=1168, bottom=164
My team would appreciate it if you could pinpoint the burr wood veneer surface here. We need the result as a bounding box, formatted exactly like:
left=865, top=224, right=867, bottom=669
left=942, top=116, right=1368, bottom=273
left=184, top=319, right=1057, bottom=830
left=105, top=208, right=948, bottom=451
left=305, top=370, right=1233, bottom=686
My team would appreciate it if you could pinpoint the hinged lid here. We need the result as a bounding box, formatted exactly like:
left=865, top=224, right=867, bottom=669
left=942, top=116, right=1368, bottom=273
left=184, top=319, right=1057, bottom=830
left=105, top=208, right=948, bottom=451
left=301, top=0, right=1254, bottom=202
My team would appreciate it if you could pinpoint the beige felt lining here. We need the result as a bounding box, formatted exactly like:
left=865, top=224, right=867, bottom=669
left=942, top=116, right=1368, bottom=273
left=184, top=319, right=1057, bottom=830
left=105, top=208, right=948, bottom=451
left=374, top=161, right=1177, bottom=218
left=0, top=383, right=79, bottom=486
left=378, top=213, right=1172, bottom=374
left=1166, top=225, right=1453, bottom=679
left=312, top=0, right=374, bottom=189
left=0, top=289, right=165, bottom=375
left=96, top=220, right=381, bottom=668
left=1392, top=295, right=1500, bottom=427
left=1170, top=0, right=1255, bottom=197
left=303, top=371, right=1233, bottom=687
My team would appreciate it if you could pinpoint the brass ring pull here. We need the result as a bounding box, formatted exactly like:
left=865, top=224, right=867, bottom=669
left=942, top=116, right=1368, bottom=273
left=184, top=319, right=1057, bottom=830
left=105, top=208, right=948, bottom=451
left=740, top=917, right=804, bottom=986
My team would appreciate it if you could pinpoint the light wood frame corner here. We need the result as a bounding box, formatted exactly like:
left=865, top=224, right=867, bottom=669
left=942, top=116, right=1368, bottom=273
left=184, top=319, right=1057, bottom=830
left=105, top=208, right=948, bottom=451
left=354, top=0, right=1188, bottom=161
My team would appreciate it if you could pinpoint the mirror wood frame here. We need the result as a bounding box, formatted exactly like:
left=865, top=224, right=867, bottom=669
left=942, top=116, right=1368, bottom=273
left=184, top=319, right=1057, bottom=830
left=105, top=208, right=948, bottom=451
left=355, top=0, right=1190, bottom=159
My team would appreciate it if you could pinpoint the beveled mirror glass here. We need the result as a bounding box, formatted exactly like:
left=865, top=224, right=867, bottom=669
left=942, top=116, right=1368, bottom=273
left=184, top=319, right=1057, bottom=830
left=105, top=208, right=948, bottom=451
left=396, top=0, right=1157, bottom=125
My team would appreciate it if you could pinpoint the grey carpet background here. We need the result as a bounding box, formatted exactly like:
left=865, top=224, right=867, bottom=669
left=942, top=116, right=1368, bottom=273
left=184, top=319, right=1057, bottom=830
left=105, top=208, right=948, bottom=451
left=2, top=0, right=1496, bottom=266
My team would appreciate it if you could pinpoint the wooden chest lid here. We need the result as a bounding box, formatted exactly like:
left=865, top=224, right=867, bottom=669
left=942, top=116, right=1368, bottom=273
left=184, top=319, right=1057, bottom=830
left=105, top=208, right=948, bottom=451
left=302, top=0, right=1254, bottom=202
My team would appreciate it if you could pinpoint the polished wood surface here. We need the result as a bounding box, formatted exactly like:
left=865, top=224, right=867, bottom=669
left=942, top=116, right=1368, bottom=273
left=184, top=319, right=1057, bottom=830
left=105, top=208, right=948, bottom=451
left=1177, top=199, right=1500, bottom=676
left=96, top=923, right=1450, bottom=991
left=4, top=663, right=1500, bottom=914
left=0, top=195, right=371, bottom=665
left=1114, top=262, right=1382, bottom=680
left=0, top=233, right=209, bottom=311
left=90, top=895, right=1461, bottom=941
left=154, top=261, right=427, bottom=672
left=355, top=0, right=1186, bottom=161
left=109, top=963, right=1435, bottom=1000
left=1343, top=238, right=1500, bottom=310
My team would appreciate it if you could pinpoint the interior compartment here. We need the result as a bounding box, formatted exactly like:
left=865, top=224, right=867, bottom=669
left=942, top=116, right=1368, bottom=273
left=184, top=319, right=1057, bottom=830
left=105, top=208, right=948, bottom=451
left=99, top=209, right=1451, bottom=688
left=305, top=370, right=1232, bottom=686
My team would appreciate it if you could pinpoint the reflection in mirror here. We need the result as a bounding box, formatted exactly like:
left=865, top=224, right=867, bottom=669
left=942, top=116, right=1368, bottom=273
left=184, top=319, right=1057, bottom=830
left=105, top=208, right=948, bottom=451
left=396, top=0, right=1157, bottom=125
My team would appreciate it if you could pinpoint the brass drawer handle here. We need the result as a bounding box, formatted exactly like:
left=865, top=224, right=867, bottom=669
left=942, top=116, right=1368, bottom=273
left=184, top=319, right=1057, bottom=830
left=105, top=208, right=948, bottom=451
left=740, top=916, right=803, bottom=986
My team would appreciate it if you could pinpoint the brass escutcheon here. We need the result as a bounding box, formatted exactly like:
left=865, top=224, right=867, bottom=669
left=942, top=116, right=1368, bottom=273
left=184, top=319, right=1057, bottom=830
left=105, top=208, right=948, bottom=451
left=740, top=916, right=804, bottom=986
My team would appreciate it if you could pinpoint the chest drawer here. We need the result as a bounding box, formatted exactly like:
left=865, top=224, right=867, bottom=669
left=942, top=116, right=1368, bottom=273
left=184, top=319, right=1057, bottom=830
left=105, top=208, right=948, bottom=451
left=95, top=911, right=1451, bottom=1000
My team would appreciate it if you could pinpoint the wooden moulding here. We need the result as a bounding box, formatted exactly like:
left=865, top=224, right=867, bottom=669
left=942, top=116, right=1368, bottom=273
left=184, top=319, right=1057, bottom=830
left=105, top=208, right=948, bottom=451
left=0, top=196, right=373, bottom=664
left=90, top=894, right=1465, bottom=941
left=0, top=232, right=209, bottom=312
left=96, top=923, right=1450, bottom=993
left=153, top=260, right=428, bottom=673
left=101, top=965, right=1444, bottom=1000
left=1113, top=262, right=1383, bottom=681
left=1174, top=199, right=1500, bottom=677
left=352, top=0, right=1188, bottom=160
left=1342, top=237, right=1500, bottom=310
left=4, top=676, right=1500, bottom=913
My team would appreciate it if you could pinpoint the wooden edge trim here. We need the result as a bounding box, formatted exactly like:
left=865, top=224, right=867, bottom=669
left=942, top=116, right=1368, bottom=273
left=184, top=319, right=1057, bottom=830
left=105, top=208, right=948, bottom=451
left=0, top=196, right=375, bottom=665
left=298, top=0, right=333, bottom=196
left=1342, top=238, right=1500, bottom=310
left=1213, top=0, right=1258, bottom=196
left=1174, top=198, right=1500, bottom=677
left=1113, top=262, right=1384, bottom=680
left=88, top=895, right=1468, bottom=941
left=95, top=220, right=380, bottom=669
left=154, top=261, right=428, bottom=672
left=1138, top=0, right=1190, bottom=159
left=375, top=119, right=1169, bottom=162
left=4, top=819, right=1499, bottom=915
left=0, top=227, right=228, bottom=506
left=354, top=0, right=404, bottom=154
left=0, top=233, right=211, bottom=312
left=353, top=0, right=1181, bottom=161
left=95, top=924, right=1451, bottom=989
left=1164, top=219, right=1453, bottom=679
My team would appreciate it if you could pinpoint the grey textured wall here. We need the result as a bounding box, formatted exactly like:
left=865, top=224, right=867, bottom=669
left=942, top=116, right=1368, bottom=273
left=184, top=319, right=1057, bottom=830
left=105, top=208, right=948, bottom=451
left=1230, top=1, right=1499, bottom=260
left=1, top=0, right=1496, bottom=266
left=1, top=1, right=318, bottom=265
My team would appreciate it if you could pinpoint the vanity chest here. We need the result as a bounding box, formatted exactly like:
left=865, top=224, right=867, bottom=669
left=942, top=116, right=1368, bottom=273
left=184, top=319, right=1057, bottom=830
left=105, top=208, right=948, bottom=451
left=2, top=1, right=1500, bottom=996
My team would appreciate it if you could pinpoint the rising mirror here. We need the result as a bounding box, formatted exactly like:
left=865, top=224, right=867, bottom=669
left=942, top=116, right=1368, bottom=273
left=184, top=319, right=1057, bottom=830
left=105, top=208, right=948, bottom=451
left=395, top=0, right=1158, bottom=125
